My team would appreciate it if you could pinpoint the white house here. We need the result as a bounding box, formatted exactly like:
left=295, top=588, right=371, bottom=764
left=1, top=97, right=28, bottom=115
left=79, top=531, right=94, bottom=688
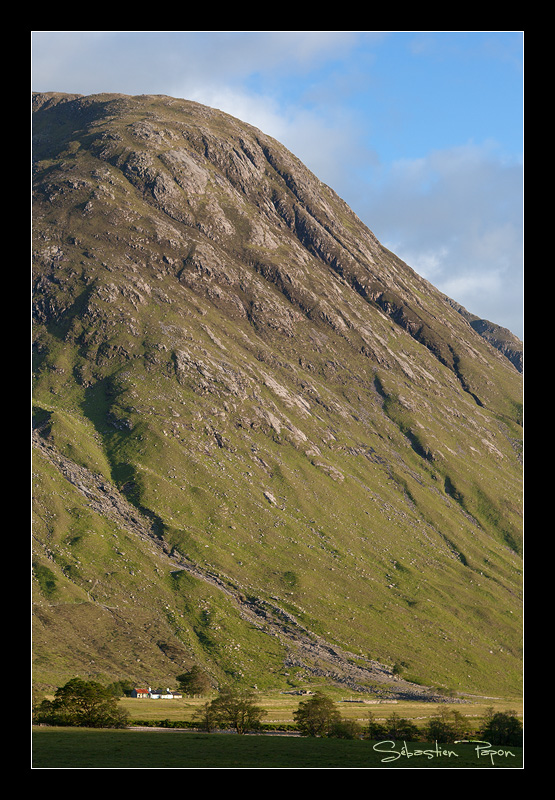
left=131, top=688, right=150, bottom=699
left=131, top=686, right=182, bottom=699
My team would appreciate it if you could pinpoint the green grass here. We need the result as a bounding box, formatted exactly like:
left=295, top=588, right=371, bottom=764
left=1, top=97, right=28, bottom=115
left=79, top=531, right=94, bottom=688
left=116, top=693, right=523, bottom=726
left=32, top=727, right=523, bottom=769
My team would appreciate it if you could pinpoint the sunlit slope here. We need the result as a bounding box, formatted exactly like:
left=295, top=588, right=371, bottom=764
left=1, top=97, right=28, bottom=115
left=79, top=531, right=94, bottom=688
left=32, top=92, right=523, bottom=696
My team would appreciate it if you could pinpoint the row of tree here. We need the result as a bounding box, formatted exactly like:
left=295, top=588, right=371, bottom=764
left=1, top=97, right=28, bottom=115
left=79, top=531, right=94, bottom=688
left=365, top=703, right=523, bottom=746
left=33, top=679, right=522, bottom=747
left=280, top=691, right=522, bottom=746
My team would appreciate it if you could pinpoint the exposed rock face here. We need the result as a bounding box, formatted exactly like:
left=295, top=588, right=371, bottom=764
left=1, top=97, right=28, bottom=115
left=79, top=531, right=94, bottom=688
left=442, top=297, right=523, bottom=373
left=32, top=92, right=523, bottom=698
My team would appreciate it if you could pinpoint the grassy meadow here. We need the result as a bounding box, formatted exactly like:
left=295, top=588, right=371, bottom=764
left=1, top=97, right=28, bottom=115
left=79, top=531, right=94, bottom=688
left=32, top=692, right=523, bottom=769
left=116, top=691, right=523, bottom=728
left=32, top=727, right=522, bottom=769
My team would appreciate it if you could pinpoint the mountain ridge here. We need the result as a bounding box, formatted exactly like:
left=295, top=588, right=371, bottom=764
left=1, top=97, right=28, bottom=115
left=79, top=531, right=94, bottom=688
left=32, top=92, right=523, bottom=699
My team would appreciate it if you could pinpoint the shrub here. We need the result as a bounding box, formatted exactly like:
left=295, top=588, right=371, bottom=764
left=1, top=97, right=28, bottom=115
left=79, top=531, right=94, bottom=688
left=329, top=718, right=363, bottom=739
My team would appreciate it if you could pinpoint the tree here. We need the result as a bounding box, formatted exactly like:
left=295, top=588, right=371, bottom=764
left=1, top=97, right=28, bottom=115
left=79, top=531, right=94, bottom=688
left=293, top=691, right=341, bottom=737
left=176, top=665, right=212, bottom=696
left=424, top=707, right=470, bottom=743
left=34, top=678, right=128, bottom=728
left=202, top=686, right=266, bottom=734
left=365, top=711, right=387, bottom=740
left=384, top=712, right=420, bottom=742
left=106, top=679, right=134, bottom=697
left=192, top=700, right=219, bottom=732
left=479, top=708, right=522, bottom=746
left=329, top=718, right=363, bottom=739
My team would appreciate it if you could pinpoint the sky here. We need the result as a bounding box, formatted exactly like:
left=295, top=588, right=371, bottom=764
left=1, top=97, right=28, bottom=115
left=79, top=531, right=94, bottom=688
left=31, top=31, right=524, bottom=338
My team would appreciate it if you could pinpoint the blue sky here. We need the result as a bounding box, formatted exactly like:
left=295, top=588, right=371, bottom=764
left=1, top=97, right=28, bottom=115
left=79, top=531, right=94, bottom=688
left=31, top=31, right=524, bottom=338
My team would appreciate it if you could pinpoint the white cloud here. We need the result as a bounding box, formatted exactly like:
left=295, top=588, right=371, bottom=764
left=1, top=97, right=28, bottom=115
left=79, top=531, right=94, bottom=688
left=32, top=31, right=362, bottom=97
left=348, top=141, right=523, bottom=337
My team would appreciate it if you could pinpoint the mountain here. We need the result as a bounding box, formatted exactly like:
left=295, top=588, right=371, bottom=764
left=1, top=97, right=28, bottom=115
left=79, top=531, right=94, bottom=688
left=441, top=297, right=523, bottom=374
left=32, top=92, right=523, bottom=700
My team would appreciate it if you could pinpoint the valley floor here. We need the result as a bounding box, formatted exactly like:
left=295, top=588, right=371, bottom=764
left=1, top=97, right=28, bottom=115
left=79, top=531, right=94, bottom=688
left=31, top=727, right=523, bottom=769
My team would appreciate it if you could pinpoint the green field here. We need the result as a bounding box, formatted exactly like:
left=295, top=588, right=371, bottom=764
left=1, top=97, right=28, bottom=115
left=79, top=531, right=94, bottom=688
left=33, top=692, right=523, bottom=769
left=34, top=690, right=523, bottom=769
left=117, top=693, right=523, bottom=727
left=31, top=727, right=522, bottom=768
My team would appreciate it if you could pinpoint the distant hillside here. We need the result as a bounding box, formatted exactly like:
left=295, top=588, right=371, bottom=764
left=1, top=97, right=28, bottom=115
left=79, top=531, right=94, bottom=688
left=442, top=297, right=523, bottom=373
left=32, top=92, right=523, bottom=700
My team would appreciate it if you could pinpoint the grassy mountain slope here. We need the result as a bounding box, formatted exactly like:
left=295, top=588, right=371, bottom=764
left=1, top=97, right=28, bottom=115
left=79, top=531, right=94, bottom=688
left=32, top=92, right=523, bottom=699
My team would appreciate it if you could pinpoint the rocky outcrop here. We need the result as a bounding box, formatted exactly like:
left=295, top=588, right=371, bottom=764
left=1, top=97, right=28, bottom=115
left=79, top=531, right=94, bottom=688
left=443, top=296, right=523, bottom=373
